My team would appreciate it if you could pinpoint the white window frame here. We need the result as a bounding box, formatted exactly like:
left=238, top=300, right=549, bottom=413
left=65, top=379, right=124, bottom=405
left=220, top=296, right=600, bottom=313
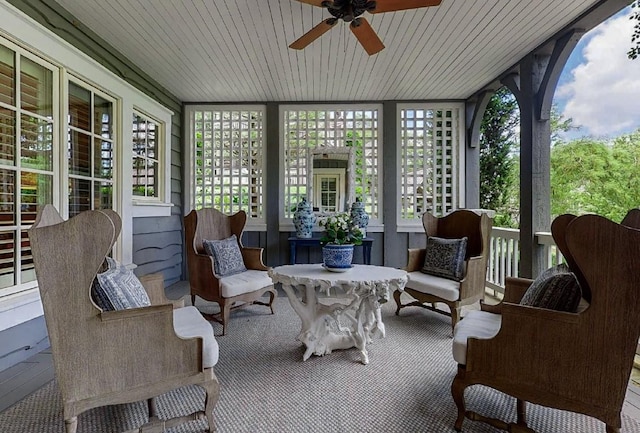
left=279, top=104, right=383, bottom=232
left=131, top=109, right=165, bottom=203
left=183, top=104, right=267, bottom=231
left=396, top=102, right=466, bottom=231
left=0, top=2, right=174, bottom=331
left=313, top=168, right=346, bottom=213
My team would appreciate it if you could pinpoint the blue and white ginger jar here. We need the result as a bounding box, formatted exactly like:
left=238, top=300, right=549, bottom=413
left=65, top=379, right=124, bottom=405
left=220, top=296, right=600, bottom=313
left=293, top=198, right=316, bottom=239
left=350, top=199, right=369, bottom=237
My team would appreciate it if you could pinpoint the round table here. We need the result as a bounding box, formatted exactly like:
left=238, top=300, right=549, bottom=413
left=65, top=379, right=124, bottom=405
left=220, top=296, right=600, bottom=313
left=269, top=264, right=408, bottom=364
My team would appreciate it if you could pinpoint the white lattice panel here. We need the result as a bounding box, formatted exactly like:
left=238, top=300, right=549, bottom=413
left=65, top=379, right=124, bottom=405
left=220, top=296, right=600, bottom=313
left=399, top=104, right=463, bottom=222
left=281, top=105, right=381, bottom=222
left=191, top=107, right=265, bottom=220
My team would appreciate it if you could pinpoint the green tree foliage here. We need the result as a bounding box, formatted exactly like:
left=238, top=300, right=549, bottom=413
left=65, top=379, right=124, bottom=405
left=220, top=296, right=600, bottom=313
left=550, top=130, right=640, bottom=222
left=479, top=87, right=520, bottom=227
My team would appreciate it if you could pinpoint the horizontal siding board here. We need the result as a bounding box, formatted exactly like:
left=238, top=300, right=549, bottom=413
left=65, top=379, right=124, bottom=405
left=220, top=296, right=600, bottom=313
left=132, top=215, right=182, bottom=234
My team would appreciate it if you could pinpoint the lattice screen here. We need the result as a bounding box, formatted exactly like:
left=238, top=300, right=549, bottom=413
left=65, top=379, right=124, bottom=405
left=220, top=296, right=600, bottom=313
left=399, top=105, right=461, bottom=221
left=282, top=106, right=381, bottom=221
left=191, top=107, right=265, bottom=220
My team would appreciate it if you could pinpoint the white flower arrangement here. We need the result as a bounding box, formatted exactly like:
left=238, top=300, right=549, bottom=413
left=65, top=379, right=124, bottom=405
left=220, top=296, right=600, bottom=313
left=317, top=212, right=364, bottom=245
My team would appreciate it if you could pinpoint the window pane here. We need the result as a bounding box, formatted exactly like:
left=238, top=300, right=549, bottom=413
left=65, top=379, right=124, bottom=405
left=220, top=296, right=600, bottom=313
left=21, top=172, right=51, bottom=225
left=20, top=57, right=52, bottom=118
left=68, top=82, right=90, bottom=131
left=0, top=231, right=15, bottom=289
left=21, top=114, right=53, bottom=170
left=0, top=109, right=15, bottom=165
left=146, top=122, right=156, bottom=158
left=0, top=169, right=15, bottom=226
left=20, top=230, right=35, bottom=283
left=94, top=181, right=112, bottom=210
left=69, top=130, right=91, bottom=176
left=132, top=156, right=146, bottom=197
left=0, top=45, right=15, bottom=106
left=69, top=177, right=91, bottom=217
left=94, top=94, right=112, bottom=140
left=94, top=138, right=112, bottom=179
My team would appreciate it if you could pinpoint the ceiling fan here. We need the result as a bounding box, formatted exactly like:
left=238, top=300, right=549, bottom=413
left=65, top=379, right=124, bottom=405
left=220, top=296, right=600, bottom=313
left=289, top=0, right=442, bottom=55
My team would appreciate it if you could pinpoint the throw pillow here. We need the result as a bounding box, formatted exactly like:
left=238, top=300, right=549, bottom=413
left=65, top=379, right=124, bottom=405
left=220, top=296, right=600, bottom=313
left=91, top=257, right=151, bottom=311
left=420, top=236, right=468, bottom=281
left=520, top=264, right=582, bottom=312
left=203, top=234, right=247, bottom=277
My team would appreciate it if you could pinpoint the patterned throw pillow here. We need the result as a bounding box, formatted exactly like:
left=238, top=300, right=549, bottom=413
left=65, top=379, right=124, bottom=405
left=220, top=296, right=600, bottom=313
left=520, top=264, right=582, bottom=312
left=91, top=257, right=151, bottom=311
left=420, top=236, right=468, bottom=281
left=203, top=234, right=247, bottom=277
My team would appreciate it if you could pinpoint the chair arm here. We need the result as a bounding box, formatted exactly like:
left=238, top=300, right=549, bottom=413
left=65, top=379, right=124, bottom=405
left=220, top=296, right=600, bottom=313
left=480, top=276, right=533, bottom=313
left=139, top=273, right=185, bottom=308
left=466, top=302, right=582, bottom=376
left=242, top=247, right=270, bottom=271
left=95, top=305, right=204, bottom=387
left=404, top=248, right=426, bottom=272
left=458, top=256, right=485, bottom=300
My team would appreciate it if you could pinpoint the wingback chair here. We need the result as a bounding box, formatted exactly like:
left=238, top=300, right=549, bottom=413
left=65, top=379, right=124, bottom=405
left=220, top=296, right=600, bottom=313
left=394, top=209, right=492, bottom=331
left=184, top=207, right=277, bottom=335
left=28, top=205, right=220, bottom=433
left=451, top=213, right=640, bottom=433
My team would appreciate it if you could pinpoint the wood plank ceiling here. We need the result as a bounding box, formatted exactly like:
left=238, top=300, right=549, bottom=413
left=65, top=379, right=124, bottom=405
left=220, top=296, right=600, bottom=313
left=53, top=0, right=602, bottom=103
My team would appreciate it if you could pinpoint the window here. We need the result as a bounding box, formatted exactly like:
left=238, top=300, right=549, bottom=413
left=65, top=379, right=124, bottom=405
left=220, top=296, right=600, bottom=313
left=67, top=81, right=114, bottom=216
left=281, top=105, right=382, bottom=223
left=313, top=169, right=345, bottom=213
left=186, top=106, right=266, bottom=223
left=0, top=44, right=57, bottom=296
left=132, top=111, right=161, bottom=199
left=398, top=104, right=464, bottom=225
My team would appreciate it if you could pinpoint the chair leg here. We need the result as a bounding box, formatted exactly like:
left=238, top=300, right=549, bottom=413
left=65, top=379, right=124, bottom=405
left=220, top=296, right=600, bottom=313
left=221, top=300, right=232, bottom=336
left=516, top=399, right=527, bottom=426
left=268, top=288, right=276, bottom=315
left=606, top=426, right=620, bottom=433
left=65, top=417, right=78, bottom=433
left=451, top=305, right=461, bottom=333
left=451, top=366, right=467, bottom=431
left=202, top=376, right=221, bottom=433
left=393, top=289, right=402, bottom=315
left=191, top=294, right=196, bottom=306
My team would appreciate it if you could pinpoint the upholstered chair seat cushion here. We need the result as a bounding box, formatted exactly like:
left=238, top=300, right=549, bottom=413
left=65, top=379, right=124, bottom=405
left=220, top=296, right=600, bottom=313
left=406, top=271, right=461, bottom=302
left=219, top=270, right=273, bottom=298
left=173, top=306, right=219, bottom=368
left=452, top=310, right=502, bottom=365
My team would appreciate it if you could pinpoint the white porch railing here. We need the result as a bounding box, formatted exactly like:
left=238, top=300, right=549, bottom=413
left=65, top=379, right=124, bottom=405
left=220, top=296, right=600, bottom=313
left=486, top=228, right=564, bottom=295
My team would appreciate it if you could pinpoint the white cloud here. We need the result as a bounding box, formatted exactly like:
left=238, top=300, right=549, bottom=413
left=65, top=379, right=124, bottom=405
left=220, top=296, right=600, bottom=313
left=557, top=10, right=640, bottom=137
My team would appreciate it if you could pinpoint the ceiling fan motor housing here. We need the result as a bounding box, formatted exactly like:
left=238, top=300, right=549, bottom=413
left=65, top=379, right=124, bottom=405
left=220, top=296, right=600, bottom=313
left=323, top=0, right=377, bottom=22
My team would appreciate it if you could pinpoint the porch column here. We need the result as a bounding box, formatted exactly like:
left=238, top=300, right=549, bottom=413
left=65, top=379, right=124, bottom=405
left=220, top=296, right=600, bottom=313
left=465, top=90, right=494, bottom=208
left=512, top=54, right=551, bottom=279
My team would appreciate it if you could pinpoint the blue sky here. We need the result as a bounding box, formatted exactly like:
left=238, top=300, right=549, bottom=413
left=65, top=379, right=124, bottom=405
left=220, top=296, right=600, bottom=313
left=554, top=6, right=640, bottom=140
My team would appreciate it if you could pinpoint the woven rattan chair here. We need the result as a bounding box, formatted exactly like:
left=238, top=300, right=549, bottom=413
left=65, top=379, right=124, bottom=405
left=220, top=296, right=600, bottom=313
left=451, top=213, right=640, bottom=433
left=394, top=209, right=492, bottom=331
left=184, top=207, right=277, bottom=335
left=29, top=205, right=220, bottom=433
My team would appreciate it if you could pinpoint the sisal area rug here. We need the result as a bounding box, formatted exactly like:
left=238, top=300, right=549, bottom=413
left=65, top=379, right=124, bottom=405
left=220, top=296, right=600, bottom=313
left=2, top=294, right=640, bottom=433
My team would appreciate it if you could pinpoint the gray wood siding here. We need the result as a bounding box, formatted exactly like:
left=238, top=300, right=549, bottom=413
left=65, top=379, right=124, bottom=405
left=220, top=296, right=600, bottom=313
left=133, top=114, right=184, bottom=286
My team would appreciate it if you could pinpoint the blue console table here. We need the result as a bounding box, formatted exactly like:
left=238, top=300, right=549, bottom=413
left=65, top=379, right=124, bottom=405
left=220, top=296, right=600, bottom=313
left=288, top=236, right=374, bottom=265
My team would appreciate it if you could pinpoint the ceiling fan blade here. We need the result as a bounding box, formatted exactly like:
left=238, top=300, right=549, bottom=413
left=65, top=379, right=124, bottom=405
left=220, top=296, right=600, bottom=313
left=289, top=19, right=337, bottom=50
left=293, top=0, right=327, bottom=6
left=370, top=0, right=442, bottom=14
left=350, top=18, right=385, bottom=55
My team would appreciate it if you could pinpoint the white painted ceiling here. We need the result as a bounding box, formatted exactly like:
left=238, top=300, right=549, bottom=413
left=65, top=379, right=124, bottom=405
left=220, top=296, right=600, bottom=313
left=54, top=0, right=604, bottom=102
